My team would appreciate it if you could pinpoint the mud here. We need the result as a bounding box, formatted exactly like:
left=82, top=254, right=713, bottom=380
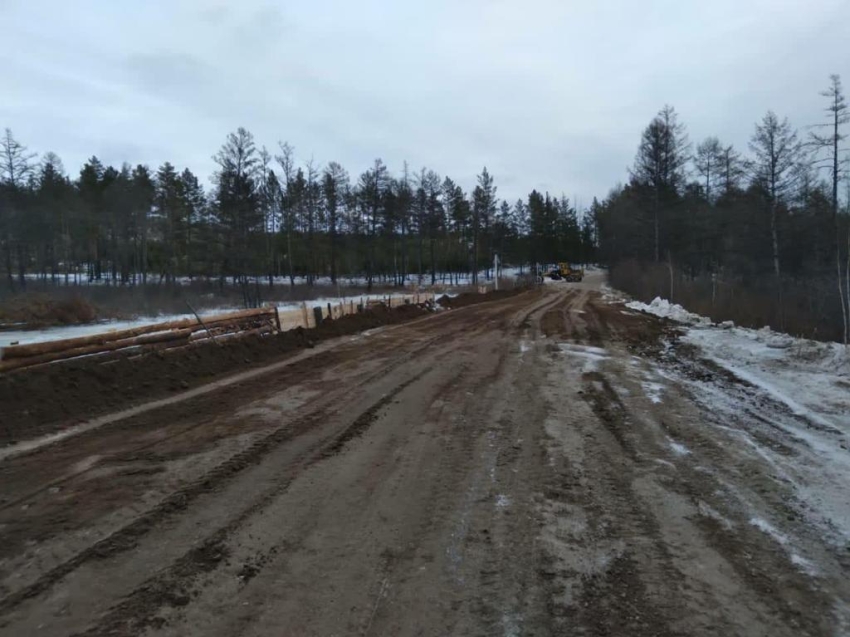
left=0, top=276, right=847, bottom=637
left=436, top=287, right=525, bottom=309
left=0, top=304, right=430, bottom=446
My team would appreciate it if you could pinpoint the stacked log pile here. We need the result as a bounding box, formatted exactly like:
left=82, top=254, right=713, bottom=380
left=0, top=308, right=278, bottom=373
left=0, top=293, right=436, bottom=373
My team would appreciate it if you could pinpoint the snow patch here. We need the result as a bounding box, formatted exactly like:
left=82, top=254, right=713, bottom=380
left=626, top=297, right=712, bottom=326
left=749, top=519, right=817, bottom=575
left=496, top=494, right=511, bottom=508
left=558, top=343, right=609, bottom=372
left=668, top=440, right=691, bottom=456
left=643, top=381, right=665, bottom=404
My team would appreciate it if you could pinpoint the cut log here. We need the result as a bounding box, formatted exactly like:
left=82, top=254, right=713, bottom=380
left=0, top=329, right=193, bottom=373
left=0, top=308, right=274, bottom=360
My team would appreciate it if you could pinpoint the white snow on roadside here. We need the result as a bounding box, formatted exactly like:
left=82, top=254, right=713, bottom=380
left=558, top=344, right=609, bottom=372
left=750, top=517, right=817, bottom=575
left=626, top=297, right=712, bottom=326
left=610, top=288, right=850, bottom=552
left=600, top=283, right=627, bottom=303
left=683, top=326, right=849, bottom=436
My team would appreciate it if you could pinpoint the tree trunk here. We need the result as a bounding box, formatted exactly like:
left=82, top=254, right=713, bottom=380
left=430, top=237, right=436, bottom=285
left=769, top=195, right=781, bottom=278
left=844, top=224, right=850, bottom=346
left=330, top=225, right=337, bottom=284
left=16, top=243, right=26, bottom=289
left=417, top=228, right=423, bottom=285
left=4, top=242, right=15, bottom=292
left=287, top=223, right=294, bottom=287
left=837, top=247, right=847, bottom=345
left=654, top=187, right=660, bottom=263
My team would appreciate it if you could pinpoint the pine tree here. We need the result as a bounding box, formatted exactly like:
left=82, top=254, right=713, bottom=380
left=323, top=162, right=349, bottom=285
left=631, top=105, right=690, bottom=262
left=212, top=128, right=261, bottom=287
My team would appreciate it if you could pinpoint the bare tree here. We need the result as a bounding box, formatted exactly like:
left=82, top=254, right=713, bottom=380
left=719, top=144, right=745, bottom=197
left=275, top=141, right=296, bottom=286
left=810, top=75, right=849, bottom=221
left=748, top=111, right=801, bottom=279
left=0, top=128, right=36, bottom=187
left=810, top=75, right=850, bottom=343
left=694, top=137, right=723, bottom=202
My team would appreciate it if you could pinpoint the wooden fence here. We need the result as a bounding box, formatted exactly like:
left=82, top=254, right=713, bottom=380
left=0, top=293, right=435, bottom=374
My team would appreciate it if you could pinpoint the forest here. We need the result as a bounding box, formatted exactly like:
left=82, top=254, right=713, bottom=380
left=597, top=75, right=850, bottom=343
left=0, top=129, right=595, bottom=296
left=2, top=75, right=849, bottom=341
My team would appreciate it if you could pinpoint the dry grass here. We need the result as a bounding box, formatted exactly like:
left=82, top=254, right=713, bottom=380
left=0, top=295, right=103, bottom=329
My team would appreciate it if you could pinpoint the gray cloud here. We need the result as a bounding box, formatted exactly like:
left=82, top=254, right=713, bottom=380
left=1, top=0, right=849, bottom=204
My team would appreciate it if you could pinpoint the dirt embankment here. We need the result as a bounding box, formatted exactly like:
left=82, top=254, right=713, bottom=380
left=0, top=304, right=424, bottom=446
left=1, top=289, right=513, bottom=446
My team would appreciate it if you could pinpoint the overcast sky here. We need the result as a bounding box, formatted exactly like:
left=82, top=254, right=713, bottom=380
left=2, top=0, right=849, bottom=205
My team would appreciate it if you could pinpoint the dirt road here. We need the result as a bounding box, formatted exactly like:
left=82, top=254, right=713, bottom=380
left=1, top=273, right=848, bottom=636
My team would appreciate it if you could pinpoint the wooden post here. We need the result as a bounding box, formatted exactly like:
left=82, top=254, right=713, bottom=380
left=273, top=306, right=282, bottom=332
left=301, top=302, right=309, bottom=328
left=186, top=301, right=219, bottom=347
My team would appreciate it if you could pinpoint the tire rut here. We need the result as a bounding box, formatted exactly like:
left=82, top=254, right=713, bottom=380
left=72, top=371, right=429, bottom=637
left=0, top=312, right=498, bottom=617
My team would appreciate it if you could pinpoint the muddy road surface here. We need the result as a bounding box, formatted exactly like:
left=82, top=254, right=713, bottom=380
left=1, top=272, right=848, bottom=636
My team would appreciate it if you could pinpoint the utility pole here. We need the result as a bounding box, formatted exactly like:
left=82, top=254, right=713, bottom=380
left=494, top=253, right=500, bottom=291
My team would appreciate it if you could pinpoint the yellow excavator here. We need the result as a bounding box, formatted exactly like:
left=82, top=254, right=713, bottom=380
left=541, top=262, right=584, bottom=282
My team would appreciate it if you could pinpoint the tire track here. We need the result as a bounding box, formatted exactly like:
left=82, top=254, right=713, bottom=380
left=0, top=291, right=539, bottom=621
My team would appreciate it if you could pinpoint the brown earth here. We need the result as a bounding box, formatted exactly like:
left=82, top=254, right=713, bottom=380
left=0, top=302, right=433, bottom=446
left=436, top=287, right=524, bottom=309
left=0, top=274, right=847, bottom=636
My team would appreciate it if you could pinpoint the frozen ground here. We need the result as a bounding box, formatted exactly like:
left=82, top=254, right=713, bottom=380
left=626, top=296, right=850, bottom=546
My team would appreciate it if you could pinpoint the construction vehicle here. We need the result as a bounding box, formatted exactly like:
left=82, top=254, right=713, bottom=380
left=538, top=262, right=584, bottom=282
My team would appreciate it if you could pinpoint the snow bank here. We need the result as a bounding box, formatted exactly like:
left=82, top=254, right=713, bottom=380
left=627, top=293, right=850, bottom=435
left=626, top=297, right=711, bottom=326
left=683, top=324, right=850, bottom=435
left=637, top=298, right=850, bottom=542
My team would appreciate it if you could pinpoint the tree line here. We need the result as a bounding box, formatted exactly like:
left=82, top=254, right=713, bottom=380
left=0, top=128, right=597, bottom=293
left=596, top=75, right=850, bottom=342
